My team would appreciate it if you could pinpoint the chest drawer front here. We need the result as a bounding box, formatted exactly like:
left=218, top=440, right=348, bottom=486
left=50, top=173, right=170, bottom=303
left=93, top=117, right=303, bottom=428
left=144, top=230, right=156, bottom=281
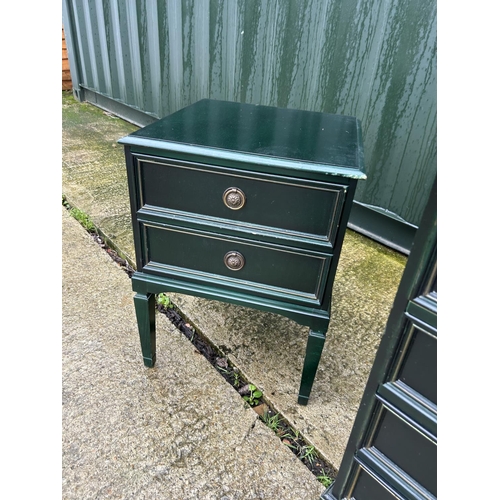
left=371, top=408, right=436, bottom=497
left=349, top=467, right=398, bottom=500
left=397, top=326, right=437, bottom=405
left=135, top=156, right=346, bottom=243
left=141, top=222, right=330, bottom=305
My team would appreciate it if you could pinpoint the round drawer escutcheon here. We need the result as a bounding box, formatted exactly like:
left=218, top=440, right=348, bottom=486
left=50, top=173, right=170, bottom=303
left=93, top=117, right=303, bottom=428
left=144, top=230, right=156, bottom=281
left=223, top=187, right=246, bottom=210
left=224, top=251, right=245, bottom=271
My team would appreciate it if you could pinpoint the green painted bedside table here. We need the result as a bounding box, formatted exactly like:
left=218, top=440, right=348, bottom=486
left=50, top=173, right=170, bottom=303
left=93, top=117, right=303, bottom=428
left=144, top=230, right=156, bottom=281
left=118, top=99, right=365, bottom=405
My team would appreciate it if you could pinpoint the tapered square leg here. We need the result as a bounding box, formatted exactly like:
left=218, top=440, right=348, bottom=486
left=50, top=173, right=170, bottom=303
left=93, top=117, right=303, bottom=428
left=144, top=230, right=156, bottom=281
left=134, top=292, right=156, bottom=367
left=298, top=329, right=326, bottom=405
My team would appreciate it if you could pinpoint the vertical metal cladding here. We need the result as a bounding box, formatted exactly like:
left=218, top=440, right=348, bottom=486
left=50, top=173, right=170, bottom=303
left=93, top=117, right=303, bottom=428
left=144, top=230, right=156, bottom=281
left=63, top=0, right=436, bottom=228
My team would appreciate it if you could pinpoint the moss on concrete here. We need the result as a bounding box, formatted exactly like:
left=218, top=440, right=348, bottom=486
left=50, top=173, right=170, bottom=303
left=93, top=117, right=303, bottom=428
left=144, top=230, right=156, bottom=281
left=338, top=229, right=406, bottom=293
left=62, top=91, right=139, bottom=264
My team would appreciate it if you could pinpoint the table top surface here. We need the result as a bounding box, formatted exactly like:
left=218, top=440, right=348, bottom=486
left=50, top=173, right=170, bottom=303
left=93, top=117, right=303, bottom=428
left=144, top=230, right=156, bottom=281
left=119, top=99, right=365, bottom=179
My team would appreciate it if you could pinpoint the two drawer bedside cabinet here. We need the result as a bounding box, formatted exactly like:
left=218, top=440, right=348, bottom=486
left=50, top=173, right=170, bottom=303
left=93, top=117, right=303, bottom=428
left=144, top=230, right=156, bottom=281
left=118, top=99, right=366, bottom=405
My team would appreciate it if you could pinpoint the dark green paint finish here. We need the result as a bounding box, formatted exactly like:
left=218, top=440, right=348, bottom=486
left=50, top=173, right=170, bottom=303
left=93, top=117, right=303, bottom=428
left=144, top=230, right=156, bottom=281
left=298, top=330, right=327, bottom=405
left=397, top=328, right=437, bottom=405
left=349, top=201, right=417, bottom=255
left=136, top=156, right=346, bottom=242
left=353, top=449, right=428, bottom=500
left=371, top=409, right=436, bottom=496
left=129, top=144, right=361, bottom=184
left=142, top=222, right=329, bottom=304
left=376, top=382, right=436, bottom=442
left=137, top=207, right=333, bottom=254
left=131, top=271, right=331, bottom=332
left=349, top=468, right=396, bottom=500
left=323, top=179, right=436, bottom=500
left=119, top=99, right=366, bottom=179
left=133, top=292, right=156, bottom=367
left=121, top=99, right=364, bottom=404
left=406, top=296, right=437, bottom=331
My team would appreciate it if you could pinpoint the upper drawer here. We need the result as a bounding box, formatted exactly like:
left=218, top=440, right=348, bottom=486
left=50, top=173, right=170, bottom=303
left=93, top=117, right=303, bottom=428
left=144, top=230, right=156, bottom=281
left=133, top=155, right=346, bottom=244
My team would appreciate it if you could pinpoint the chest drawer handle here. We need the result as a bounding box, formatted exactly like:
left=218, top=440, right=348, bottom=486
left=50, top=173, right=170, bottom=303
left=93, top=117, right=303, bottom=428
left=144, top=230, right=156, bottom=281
left=223, top=187, right=246, bottom=210
left=224, top=251, right=245, bottom=271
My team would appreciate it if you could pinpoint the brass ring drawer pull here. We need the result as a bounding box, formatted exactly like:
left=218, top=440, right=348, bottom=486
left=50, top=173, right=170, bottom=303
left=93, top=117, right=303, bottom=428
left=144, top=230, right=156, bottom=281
left=223, top=187, right=246, bottom=210
left=224, top=251, right=245, bottom=271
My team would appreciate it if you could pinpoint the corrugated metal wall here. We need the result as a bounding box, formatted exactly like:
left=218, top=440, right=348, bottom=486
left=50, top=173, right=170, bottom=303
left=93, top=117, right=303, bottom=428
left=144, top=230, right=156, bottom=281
left=63, top=0, right=436, bottom=251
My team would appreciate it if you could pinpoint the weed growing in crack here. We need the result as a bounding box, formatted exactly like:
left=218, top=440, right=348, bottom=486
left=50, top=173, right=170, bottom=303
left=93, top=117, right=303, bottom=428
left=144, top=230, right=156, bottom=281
left=317, top=469, right=334, bottom=488
left=300, top=444, right=318, bottom=465
left=262, top=412, right=282, bottom=432
left=259, top=408, right=336, bottom=485
left=63, top=196, right=135, bottom=277
left=281, top=427, right=301, bottom=442
left=282, top=437, right=298, bottom=451
left=242, top=384, right=263, bottom=407
left=62, top=195, right=95, bottom=232
left=69, top=206, right=96, bottom=232
left=157, top=293, right=171, bottom=308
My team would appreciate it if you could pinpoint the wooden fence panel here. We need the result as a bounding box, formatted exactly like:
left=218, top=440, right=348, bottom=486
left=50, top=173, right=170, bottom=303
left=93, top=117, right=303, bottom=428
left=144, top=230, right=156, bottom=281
left=62, top=26, right=72, bottom=90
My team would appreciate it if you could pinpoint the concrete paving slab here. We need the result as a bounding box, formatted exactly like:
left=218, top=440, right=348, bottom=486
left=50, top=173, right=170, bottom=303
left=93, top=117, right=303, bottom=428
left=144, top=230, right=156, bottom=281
left=62, top=206, right=324, bottom=499
left=62, top=91, right=407, bottom=475
left=168, top=230, right=405, bottom=469
left=62, top=95, right=138, bottom=263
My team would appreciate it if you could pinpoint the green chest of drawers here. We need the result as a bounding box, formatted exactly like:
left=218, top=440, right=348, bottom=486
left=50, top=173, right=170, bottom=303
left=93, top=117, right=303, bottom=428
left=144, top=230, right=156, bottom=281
left=119, top=99, right=365, bottom=405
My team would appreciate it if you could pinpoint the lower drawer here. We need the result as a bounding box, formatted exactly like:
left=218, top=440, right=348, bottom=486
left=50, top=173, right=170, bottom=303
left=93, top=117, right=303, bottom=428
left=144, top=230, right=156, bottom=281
left=350, top=467, right=397, bottom=500
left=398, top=325, right=437, bottom=405
left=371, top=408, right=436, bottom=496
left=140, top=222, right=331, bottom=305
